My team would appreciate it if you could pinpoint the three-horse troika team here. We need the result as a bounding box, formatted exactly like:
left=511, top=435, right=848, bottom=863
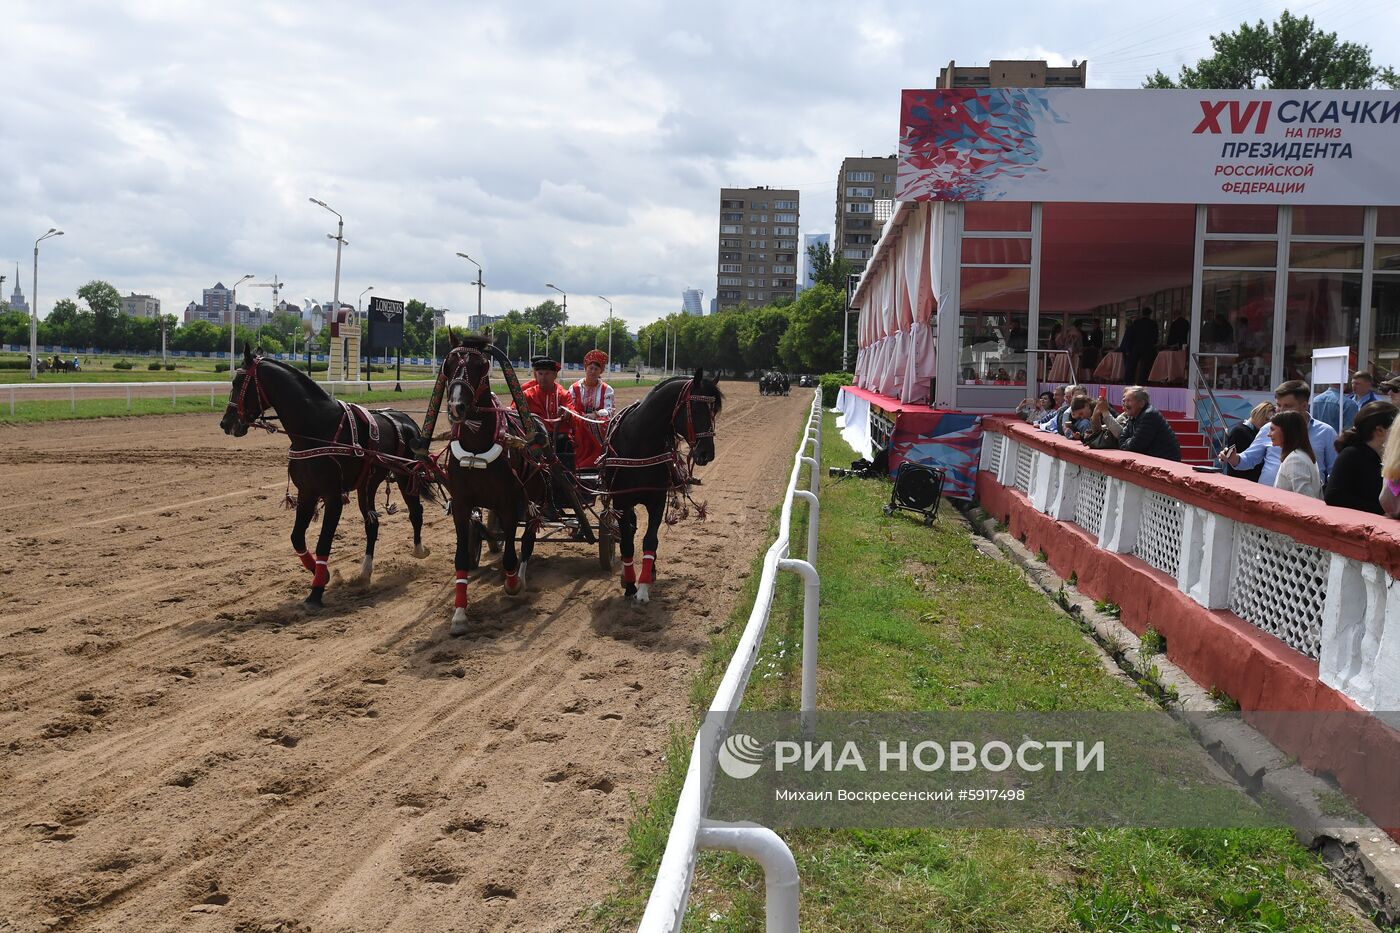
left=220, top=332, right=723, bottom=635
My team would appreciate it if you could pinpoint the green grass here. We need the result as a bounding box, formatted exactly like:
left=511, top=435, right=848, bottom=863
left=0, top=385, right=440, bottom=424
left=592, top=413, right=1373, bottom=932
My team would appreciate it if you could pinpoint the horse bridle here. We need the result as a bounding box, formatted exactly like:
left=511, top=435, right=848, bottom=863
left=225, top=355, right=274, bottom=430
left=672, top=380, right=717, bottom=448
left=444, top=347, right=494, bottom=423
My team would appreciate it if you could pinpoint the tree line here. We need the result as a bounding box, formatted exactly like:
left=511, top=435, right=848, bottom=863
left=2, top=267, right=851, bottom=377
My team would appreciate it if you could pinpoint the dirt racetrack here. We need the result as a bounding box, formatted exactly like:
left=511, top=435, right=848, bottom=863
left=0, top=382, right=810, bottom=932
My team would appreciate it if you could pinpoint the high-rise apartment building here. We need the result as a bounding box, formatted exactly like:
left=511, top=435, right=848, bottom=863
left=120, top=293, right=161, bottom=319
left=203, top=282, right=234, bottom=323
left=8, top=264, right=28, bottom=314
left=834, top=156, right=896, bottom=275
left=716, top=186, right=800, bottom=311
left=682, top=288, right=704, bottom=315
left=936, top=58, right=1088, bottom=89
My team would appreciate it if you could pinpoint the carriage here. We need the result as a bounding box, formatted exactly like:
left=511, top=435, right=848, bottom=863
left=758, top=371, right=790, bottom=396
left=220, top=335, right=720, bottom=630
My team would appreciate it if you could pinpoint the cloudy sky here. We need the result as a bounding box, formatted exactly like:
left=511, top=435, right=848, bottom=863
left=5, top=0, right=1399, bottom=329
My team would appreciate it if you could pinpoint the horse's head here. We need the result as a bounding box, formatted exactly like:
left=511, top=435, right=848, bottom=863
left=676, top=367, right=723, bottom=466
left=445, top=333, right=495, bottom=425
left=220, top=344, right=267, bottom=438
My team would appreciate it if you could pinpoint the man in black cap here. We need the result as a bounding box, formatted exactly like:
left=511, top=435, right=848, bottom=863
left=522, top=356, right=572, bottom=437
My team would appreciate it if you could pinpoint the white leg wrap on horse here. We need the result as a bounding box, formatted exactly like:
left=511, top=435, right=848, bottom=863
left=450, top=607, right=469, bottom=636
left=635, top=583, right=650, bottom=604
left=518, top=560, right=528, bottom=584
left=413, top=542, right=431, bottom=559
left=360, top=554, right=374, bottom=584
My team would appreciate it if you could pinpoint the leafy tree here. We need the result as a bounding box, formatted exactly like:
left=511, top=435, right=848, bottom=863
left=522, top=299, right=567, bottom=331
left=77, top=280, right=123, bottom=350
left=403, top=299, right=438, bottom=356
left=172, top=319, right=222, bottom=353
left=778, top=284, right=844, bottom=373
left=738, top=307, right=790, bottom=372
left=805, top=240, right=856, bottom=290
left=0, top=309, right=29, bottom=344
left=1145, top=10, right=1399, bottom=89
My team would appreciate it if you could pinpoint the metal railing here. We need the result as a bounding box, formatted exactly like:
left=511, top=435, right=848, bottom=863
left=3, top=378, right=440, bottom=416
left=1188, top=352, right=1234, bottom=456
left=639, top=390, right=823, bottom=933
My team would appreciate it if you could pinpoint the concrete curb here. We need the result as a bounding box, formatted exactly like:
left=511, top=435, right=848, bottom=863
left=959, top=503, right=1400, bottom=925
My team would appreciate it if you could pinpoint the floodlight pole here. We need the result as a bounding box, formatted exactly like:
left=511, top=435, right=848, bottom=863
left=229, top=274, right=254, bottom=376
left=31, top=228, right=63, bottom=380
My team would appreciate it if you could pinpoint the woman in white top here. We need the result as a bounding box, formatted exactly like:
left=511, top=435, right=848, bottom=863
left=1270, top=409, right=1322, bottom=498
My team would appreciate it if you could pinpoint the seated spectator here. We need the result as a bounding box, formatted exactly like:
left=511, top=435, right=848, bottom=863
left=1325, top=401, right=1396, bottom=514
left=1093, top=386, right=1181, bottom=461
left=1310, top=383, right=1357, bottom=433
left=1382, top=376, right=1400, bottom=405
left=1224, top=401, right=1276, bottom=483
left=1034, top=386, right=1068, bottom=430
left=1381, top=410, right=1400, bottom=518
left=1061, top=397, right=1094, bottom=441
left=1270, top=410, right=1322, bottom=498
left=1220, top=380, right=1338, bottom=484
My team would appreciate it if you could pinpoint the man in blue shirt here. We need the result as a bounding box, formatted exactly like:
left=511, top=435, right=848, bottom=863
left=1349, top=371, right=1381, bottom=424
left=1310, top=384, right=1356, bottom=434
left=1221, top=380, right=1338, bottom=485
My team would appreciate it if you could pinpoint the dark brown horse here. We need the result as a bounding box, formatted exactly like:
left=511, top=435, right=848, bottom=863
left=602, top=372, right=721, bottom=602
left=220, top=345, right=434, bottom=606
left=442, top=335, right=549, bottom=635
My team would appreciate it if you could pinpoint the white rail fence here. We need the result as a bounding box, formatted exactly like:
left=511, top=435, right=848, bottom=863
left=3, top=379, right=440, bottom=416
left=980, top=428, right=1400, bottom=712
left=639, top=390, right=823, bottom=933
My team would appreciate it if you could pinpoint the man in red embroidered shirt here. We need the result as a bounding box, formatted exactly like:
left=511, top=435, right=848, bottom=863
left=566, top=349, right=614, bottom=469
left=521, top=356, right=572, bottom=440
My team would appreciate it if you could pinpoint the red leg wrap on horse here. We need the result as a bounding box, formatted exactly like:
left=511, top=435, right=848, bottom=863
left=455, top=573, right=470, bottom=609
left=639, top=552, right=656, bottom=585
left=312, top=556, right=330, bottom=588
left=621, top=559, right=635, bottom=585
left=297, top=550, right=315, bottom=573
left=504, top=570, right=519, bottom=589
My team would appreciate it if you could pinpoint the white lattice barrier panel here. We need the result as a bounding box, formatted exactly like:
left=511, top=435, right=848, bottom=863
left=1074, top=469, right=1109, bottom=539
left=1229, top=526, right=1328, bottom=659
left=1133, top=491, right=1185, bottom=577
left=984, top=432, right=1004, bottom=476
left=1014, top=446, right=1034, bottom=494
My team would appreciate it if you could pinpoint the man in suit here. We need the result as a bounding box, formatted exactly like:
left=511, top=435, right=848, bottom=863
left=1122, top=307, right=1159, bottom=385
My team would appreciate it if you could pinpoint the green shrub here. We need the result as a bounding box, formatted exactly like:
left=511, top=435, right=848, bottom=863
left=113, top=359, right=134, bottom=371
left=819, top=372, right=854, bottom=407
left=164, top=363, right=176, bottom=371
left=0, top=360, right=32, bottom=370
left=214, top=362, right=231, bottom=373
left=147, top=361, right=162, bottom=370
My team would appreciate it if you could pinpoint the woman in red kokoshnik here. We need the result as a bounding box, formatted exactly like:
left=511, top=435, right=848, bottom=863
left=566, top=349, right=614, bottom=469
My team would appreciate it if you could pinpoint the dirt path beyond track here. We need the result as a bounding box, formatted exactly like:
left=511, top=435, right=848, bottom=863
left=0, top=383, right=809, bottom=932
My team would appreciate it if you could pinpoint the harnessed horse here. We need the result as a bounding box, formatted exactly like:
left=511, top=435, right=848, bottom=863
left=600, top=372, right=721, bottom=603
left=442, top=336, right=550, bottom=636
left=220, top=346, right=434, bottom=607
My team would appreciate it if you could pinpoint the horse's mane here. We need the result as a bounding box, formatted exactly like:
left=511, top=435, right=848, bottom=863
left=652, top=374, right=724, bottom=415
left=262, top=357, right=332, bottom=400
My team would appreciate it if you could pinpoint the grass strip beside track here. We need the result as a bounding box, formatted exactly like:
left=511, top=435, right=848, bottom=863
left=593, top=412, right=1373, bottom=932
left=0, top=387, right=439, bottom=424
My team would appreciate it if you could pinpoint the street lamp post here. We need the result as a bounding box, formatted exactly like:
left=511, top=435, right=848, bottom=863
left=597, top=296, right=613, bottom=371
left=357, top=287, right=373, bottom=386
left=229, top=274, right=255, bottom=376
left=358, top=285, right=373, bottom=318
left=456, top=252, right=485, bottom=327
left=309, top=197, right=347, bottom=380
left=545, top=283, right=567, bottom=370
left=30, top=228, right=63, bottom=380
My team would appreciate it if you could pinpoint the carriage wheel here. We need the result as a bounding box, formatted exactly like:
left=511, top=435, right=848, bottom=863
left=484, top=509, right=503, bottom=553
left=598, top=528, right=617, bottom=571
left=466, top=518, right=485, bottom=570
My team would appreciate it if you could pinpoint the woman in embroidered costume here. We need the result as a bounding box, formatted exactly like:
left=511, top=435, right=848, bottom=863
left=567, top=349, right=614, bottom=469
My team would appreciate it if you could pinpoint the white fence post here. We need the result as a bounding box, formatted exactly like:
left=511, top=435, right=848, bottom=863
left=1046, top=460, right=1079, bottom=521
left=1179, top=505, right=1235, bottom=608
left=1098, top=477, right=1144, bottom=553
left=696, top=821, right=800, bottom=932
left=1029, top=449, right=1057, bottom=513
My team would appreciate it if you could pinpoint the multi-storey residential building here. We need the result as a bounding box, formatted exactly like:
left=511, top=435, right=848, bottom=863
left=800, top=233, right=830, bottom=292
left=936, top=58, right=1088, bottom=90
left=716, top=186, right=800, bottom=311
left=682, top=288, right=704, bottom=315
left=203, top=282, right=234, bottom=324
left=120, top=293, right=161, bottom=319
left=834, top=156, right=896, bottom=276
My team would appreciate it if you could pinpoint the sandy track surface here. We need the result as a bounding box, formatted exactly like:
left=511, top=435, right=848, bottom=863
left=0, top=383, right=809, bottom=932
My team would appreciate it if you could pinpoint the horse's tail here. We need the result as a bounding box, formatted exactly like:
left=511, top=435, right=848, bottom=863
left=384, top=410, right=442, bottom=506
